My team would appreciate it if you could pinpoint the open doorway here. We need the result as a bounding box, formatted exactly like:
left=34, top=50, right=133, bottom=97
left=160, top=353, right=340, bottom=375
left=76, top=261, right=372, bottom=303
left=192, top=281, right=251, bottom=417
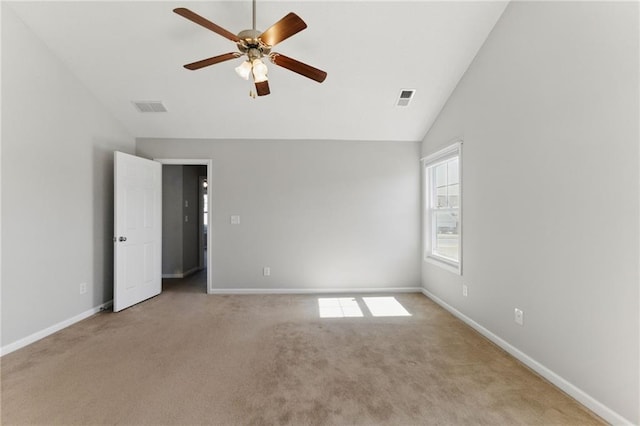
left=155, top=159, right=213, bottom=294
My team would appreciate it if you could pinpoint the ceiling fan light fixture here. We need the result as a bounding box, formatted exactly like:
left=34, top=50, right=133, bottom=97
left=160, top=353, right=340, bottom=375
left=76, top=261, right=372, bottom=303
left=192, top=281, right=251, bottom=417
left=252, top=58, right=268, bottom=83
left=235, top=60, right=252, bottom=80
left=174, top=4, right=326, bottom=96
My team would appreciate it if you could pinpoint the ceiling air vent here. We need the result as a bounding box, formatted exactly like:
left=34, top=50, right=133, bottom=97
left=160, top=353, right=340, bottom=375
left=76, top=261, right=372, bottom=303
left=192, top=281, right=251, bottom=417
left=133, top=101, right=167, bottom=113
left=396, top=89, right=416, bottom=107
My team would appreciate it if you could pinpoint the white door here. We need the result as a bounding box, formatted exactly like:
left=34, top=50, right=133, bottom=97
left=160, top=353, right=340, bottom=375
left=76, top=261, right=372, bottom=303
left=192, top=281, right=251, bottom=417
left=114, top=151, right=162, bottom=312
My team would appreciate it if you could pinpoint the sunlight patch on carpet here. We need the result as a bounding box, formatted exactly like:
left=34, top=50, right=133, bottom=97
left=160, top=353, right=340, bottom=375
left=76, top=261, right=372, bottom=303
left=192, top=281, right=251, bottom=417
left=318, top=298, right=364, bottom=318
left=363, top=297, right=411, bottom=317
left=317, top=297, right=411, bottom=318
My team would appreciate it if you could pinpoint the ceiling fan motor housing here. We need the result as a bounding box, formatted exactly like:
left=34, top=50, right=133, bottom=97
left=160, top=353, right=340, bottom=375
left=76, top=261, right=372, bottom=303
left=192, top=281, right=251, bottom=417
left=237, top=29, right=271, bottom=59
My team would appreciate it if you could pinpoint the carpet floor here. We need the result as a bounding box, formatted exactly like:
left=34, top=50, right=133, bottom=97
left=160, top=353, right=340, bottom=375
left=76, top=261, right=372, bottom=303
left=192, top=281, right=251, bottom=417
left=1, top=272, right=603, bottom=425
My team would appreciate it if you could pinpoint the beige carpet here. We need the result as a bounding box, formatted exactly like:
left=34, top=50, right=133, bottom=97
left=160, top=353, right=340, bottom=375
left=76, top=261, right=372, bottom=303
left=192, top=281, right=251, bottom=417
left=1, top=273, right=603, bottom=425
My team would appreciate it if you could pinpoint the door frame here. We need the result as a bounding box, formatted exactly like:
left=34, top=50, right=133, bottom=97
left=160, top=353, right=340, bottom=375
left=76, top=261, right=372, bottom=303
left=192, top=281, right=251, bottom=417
left=198, top=175, right=207, bottom=270
left=155, top=158, right=213, bottom=294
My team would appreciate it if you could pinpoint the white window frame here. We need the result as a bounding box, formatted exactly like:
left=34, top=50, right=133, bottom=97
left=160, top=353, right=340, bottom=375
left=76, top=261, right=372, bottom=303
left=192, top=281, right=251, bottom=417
left=422, top=141, right=462, bottom=275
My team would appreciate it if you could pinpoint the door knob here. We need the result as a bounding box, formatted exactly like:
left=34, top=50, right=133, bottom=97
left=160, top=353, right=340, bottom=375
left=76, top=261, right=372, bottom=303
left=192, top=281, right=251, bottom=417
left=119, top=236, right=127, bottom=242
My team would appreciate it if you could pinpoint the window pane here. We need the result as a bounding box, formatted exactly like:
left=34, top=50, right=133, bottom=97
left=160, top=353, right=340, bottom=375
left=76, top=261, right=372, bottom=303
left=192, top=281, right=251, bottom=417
left=433, top=211, right=459, bottom=261
left=434, top=163, right=447, bottom=188
left=436, top=186, right=448, bottom=208
left=448, top=183, right=459, bottom=208
left=447, top=158, right=459, bottom=184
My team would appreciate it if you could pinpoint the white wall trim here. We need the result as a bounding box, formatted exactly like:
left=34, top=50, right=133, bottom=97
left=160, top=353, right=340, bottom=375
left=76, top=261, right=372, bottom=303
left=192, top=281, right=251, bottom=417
left=420, top=138, right=462, bottom=163
left=0, top=300, right=113, bottom=357
left=209, top=287, right=422, bottom=295
left=423, top=256, right=461, bottom=275
left=161, top=266, right=202, bottom=279
left=420, top=288, right=633, bottom=426
left=162, top=273, right=184, bottom=279
left=182, top=266, right=202, bottom=277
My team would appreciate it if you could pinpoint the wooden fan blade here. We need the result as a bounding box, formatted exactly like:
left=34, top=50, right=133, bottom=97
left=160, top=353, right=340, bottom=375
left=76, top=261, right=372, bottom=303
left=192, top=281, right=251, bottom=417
left=259, top=13, right=307, bottom=47
left=255, top=80, right=271, bottom=96
left=174, top=8, right=240, bottom=42
left=184, top=53, right=240, bottom=70
left=271, top=53, right=327, bottom=83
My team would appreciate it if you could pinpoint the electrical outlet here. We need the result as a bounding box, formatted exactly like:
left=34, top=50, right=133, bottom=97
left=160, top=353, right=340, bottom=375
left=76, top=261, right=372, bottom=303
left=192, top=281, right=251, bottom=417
left=79, top=282, right=87, bottom=295
left=514, top=308, right=524, bottom=326
left=462, top=284, right=468, bottom=297
left=263, top=267, right=270, bottom=276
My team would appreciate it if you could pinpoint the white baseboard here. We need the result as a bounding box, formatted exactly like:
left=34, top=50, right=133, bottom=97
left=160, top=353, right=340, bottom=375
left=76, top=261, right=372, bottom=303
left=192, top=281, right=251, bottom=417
left=420, top=288, right=633, bottom=426
left=162, top=267, right=202, bottom=279
left=1, top=300, right=113, bottom=357
left=208, top=287, right=422, bottom=295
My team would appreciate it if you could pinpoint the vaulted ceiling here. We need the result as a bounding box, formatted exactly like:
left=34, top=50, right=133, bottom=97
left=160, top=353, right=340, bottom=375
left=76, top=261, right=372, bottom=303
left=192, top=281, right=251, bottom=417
left=7, top=1, right=508, bottom=141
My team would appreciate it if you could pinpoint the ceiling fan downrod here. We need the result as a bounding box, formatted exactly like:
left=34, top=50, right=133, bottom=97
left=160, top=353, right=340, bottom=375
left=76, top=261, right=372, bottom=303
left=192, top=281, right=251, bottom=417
left=252, top=0, right=256, bottom=31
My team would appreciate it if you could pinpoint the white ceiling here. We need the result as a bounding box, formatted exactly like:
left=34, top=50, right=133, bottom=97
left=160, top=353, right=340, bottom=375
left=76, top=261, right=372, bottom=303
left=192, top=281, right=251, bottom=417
left=7, top=1, right=508, bottom=142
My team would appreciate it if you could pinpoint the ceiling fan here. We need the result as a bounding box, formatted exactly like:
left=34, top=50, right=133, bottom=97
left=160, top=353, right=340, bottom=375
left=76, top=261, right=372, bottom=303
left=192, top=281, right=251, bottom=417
left=173, top=0, right=327, bottom=97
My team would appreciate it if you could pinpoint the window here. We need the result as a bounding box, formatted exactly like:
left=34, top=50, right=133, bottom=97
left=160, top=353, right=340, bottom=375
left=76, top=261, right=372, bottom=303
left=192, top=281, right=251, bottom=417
left=423, top=142, right=462, bottom=273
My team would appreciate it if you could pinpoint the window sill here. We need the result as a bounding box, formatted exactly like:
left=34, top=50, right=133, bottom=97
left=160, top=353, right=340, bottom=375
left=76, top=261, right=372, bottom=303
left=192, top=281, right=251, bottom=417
left=424, top=255, right=461, bottom=275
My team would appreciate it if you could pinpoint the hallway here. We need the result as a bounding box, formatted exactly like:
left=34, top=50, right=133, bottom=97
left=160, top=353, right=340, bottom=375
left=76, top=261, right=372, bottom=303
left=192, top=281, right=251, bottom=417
left=162, top=268, right=207, bottom=294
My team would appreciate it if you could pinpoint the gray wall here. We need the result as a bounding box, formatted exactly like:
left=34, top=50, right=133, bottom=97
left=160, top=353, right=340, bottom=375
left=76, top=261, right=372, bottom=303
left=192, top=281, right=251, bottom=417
left=162, top=165, right=184, bottom=276
left=137, top=139, right=421, bottom=291
left=1, top=6, right=135, bottom=346
left=182, top=165, right=205, bottom=274
left=421, top=2, right=639, bottom=423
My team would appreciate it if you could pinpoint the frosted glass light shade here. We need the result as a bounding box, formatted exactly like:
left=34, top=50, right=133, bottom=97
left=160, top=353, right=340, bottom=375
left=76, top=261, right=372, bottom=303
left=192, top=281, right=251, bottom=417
left=252, top=59, right=268, bottom=83
left=235, top=61, right=252, bottom=80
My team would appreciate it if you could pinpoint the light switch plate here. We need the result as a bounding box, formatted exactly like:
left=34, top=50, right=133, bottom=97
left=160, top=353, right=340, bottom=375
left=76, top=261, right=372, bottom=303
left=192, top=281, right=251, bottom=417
left=231, top=215, right=240, bottom=225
